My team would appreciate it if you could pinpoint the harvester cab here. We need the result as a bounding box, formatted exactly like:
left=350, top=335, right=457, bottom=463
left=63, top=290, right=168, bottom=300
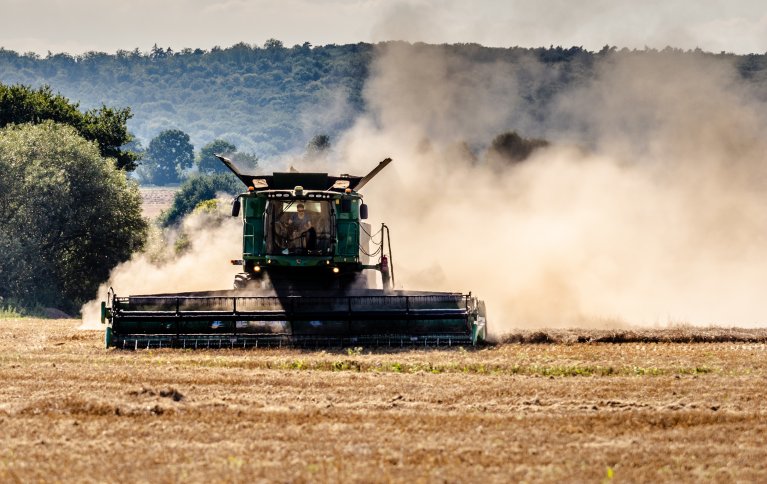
left=101, top=157, right=488, bottom=349
left=223, top=156, right=394, bottom=294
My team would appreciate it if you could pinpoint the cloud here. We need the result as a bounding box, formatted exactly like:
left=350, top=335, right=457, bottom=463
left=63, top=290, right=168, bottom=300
left=3, top=1, right=767, bottom=55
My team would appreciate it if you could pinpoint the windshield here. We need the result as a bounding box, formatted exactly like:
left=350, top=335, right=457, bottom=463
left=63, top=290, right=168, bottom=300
left=266, top=200, right=334, bottom=255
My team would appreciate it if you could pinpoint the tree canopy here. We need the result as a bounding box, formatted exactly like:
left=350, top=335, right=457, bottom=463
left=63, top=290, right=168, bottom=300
left=0, top=122, right=147, bottom=312
left=488, top=131, right=549, bottom=164
left=307, top=134, right=331, bottom=155
left=0, top=42, right=373, bottom=156
left=141, top=129, right=194, bottom=184
left=197, top=139, right=236, bottom=174
left=1, top=42, right=766, bottom=161
left=161, top=173, right=245, bottom=226
left=0, top=83, right=138, bottom=170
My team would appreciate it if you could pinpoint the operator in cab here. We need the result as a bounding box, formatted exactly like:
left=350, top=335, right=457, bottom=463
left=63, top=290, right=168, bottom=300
left=288, top=203, right=312, bottom=235
left=278, top=202, right=314, bottom=252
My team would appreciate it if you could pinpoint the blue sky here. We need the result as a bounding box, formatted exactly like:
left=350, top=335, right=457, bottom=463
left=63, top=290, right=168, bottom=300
left=1, top=0, right=765, bottom=55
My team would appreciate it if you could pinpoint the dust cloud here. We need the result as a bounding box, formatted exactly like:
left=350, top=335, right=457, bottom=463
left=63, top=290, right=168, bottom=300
left=80, top=209, right=243, bottom=328
left=335, top=43, right=767, bottom=333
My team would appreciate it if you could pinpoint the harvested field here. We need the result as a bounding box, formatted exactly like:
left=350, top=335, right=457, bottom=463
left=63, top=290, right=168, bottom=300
left=1, top=319, right=766, bottom=482
left=139, top=186, right=178, bottom=220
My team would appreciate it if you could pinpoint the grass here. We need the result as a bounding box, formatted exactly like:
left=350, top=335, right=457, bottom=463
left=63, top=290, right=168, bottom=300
left=114, top=350, right=721, bottom=377
left=0, top=299, right=64, bottom=319
left=0, top=306, right=24, bottom=319
left=304, top=359, right=707, bottom=376
left=0, top=301, right=41, bottom=318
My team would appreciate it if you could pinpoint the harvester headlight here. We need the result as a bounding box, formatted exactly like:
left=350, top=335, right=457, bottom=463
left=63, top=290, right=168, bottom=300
left=332, top=267, right=340, bottom=274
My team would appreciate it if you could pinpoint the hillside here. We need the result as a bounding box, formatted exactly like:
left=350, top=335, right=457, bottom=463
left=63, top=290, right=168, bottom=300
left=2, top=42, right=767, bottom=158
left=0, top=41, right=371, bottom=156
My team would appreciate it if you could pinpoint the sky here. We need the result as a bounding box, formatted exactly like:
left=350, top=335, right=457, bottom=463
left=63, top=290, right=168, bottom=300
left=1, top=0, right=765, bottom=55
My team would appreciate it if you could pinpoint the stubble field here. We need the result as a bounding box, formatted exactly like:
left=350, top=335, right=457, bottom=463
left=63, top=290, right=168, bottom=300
left=1, top=318, right=766, bottom=482
left=139, top=186, right=178, bottom=220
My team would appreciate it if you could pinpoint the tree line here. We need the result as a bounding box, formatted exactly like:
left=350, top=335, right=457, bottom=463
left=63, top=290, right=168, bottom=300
left=0, top=40, right=370, bottom=157
left=2, top=41, right=766, bottom=159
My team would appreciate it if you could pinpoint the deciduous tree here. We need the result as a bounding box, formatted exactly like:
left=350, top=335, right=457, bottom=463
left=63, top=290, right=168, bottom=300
left=142, top=129, right=194, bottom=184
left=488, top=131, right=549, bottom=164
left=0, top=122, right=146, bottom=312
left=161, top=173, right=244, bottom=227
left=0, top=83, right=138, bottom=170
left=197, top=139, right=236, bottom=174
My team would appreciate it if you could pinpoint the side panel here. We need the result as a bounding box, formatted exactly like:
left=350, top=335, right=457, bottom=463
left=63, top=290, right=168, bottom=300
left=335, top=198, right=359, bottom=257
left=336, top=221, right=359, bottom=256
left=243, top=197, right=266, bottom=256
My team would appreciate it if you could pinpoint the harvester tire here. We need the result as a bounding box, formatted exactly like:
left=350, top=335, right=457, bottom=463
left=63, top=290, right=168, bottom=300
left=233, top=273, right=250, bottom=290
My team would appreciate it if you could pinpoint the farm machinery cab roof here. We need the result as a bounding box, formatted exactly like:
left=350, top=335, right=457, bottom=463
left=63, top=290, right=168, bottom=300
left=217, top=155, right=391, bottom=193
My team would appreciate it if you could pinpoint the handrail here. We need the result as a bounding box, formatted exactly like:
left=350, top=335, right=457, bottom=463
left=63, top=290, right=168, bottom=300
left=382, top=224, right=395, bottom=287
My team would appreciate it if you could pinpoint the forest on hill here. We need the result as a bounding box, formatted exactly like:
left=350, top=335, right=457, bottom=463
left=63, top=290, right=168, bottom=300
left=1, top=41, right=767, bottom=159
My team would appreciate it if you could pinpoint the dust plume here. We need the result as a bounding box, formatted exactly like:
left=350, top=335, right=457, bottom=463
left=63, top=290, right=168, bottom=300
left=80, top=208, right=243, bottom=328
left=334, top=43, right=767, bottom=333
left=82, top=43, right=767, bottom=335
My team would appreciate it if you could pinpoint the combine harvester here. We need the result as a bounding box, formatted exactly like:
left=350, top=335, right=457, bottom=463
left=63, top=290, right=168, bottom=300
left=102, top=157, right=487, bottom=349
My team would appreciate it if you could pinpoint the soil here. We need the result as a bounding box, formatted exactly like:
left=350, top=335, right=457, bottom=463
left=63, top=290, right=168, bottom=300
left=1, top=318, right=765, bottom=482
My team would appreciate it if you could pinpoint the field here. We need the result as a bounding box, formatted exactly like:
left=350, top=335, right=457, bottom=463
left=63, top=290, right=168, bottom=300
left=139, top=186, right=178, bottom=220
left=1, top=319, right=766, bottom=482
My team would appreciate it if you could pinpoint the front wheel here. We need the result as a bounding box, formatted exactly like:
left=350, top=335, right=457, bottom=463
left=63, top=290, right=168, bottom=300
left=234, top=273, right=252, bottom=290
left=234, top=272, right=268, bottom=291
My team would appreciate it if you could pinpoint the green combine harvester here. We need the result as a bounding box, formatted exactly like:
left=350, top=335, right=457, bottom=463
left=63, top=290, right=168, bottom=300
left=102, top=157, right=487, bottom=349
